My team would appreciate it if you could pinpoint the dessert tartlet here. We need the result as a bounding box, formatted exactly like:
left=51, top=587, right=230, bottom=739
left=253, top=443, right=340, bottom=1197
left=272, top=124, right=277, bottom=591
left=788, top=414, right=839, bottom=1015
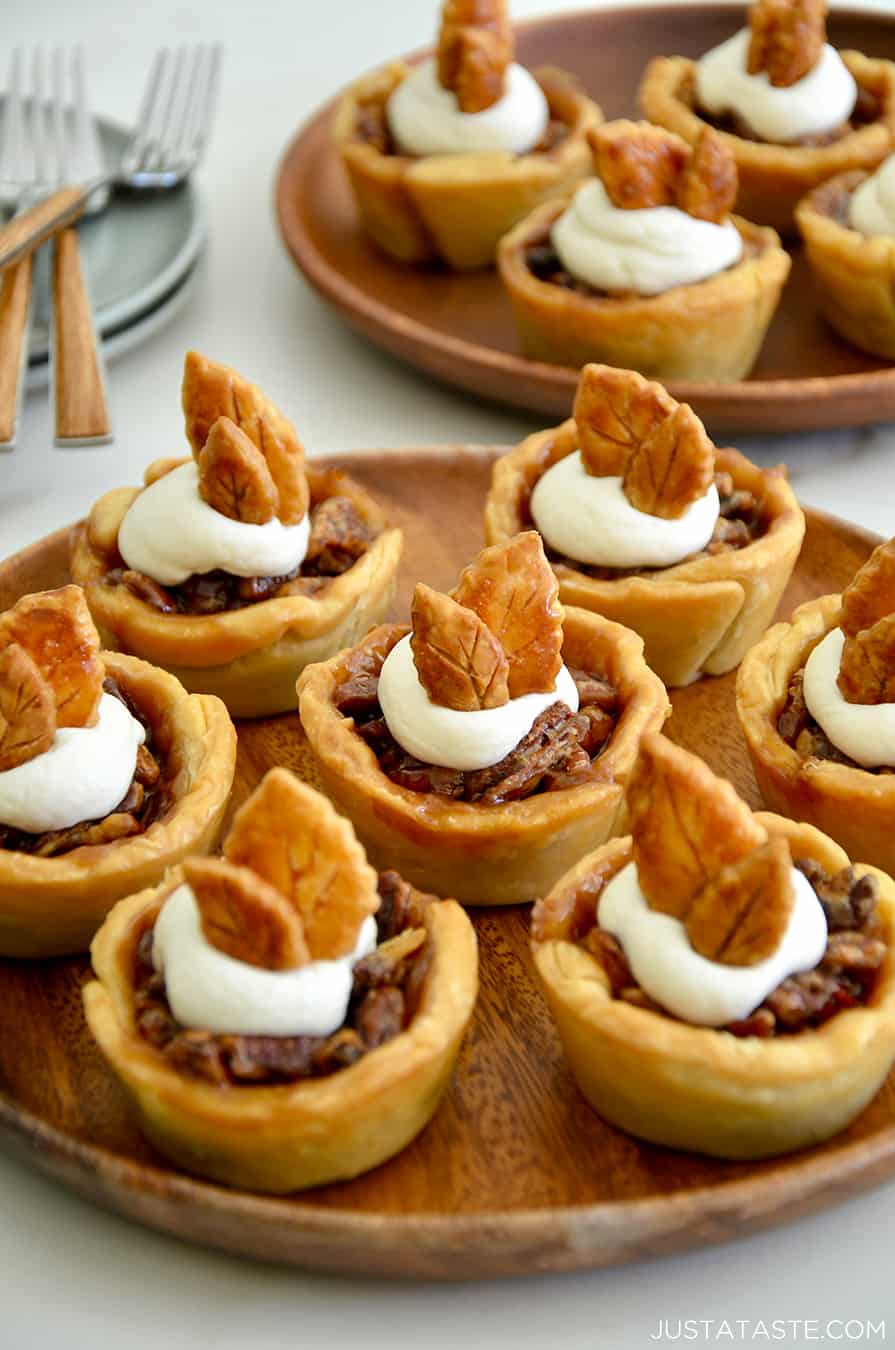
left=0, top=585, right=236, bottom=958
left=796, top=153, right=895, bottom=358
left=84, top=768, right=477, bottom=1193
left=739, top=536, right=895, bottom=877
left=333, top=0, right=601, bottom=269
left=532, top=734, right=895, bottom=1159
left=298, top=531, right=669, bottom=906
left=485, top=364, right=805, bottom=687
left=640, top=0, right=895, bottom=234
left=498, top=119, right=790, bottom=380
left=71, top=352, right=402, bottom=718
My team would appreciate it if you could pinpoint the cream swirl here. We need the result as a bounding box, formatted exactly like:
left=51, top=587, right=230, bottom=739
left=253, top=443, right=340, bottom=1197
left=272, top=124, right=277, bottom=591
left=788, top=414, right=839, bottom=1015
left=598, top=861, right=828, bottom=1025
left=118, top=462, right=310, bottom=587
left=0, top=693, right=145, bottom=834
left=530, top=453, right=720, bottom=569
left=377, top=633, right=579, bottom=772
left=850, top=154, right=895, bottom=238
left=695, top=28, right=857, bottom=144
left=551, top=179, right=743, bottom=296
left=803, top=627, right=895, bottom=768
left=153, top=883, right=378, bottom=1037
left=386, top=57, right=548, bottom=157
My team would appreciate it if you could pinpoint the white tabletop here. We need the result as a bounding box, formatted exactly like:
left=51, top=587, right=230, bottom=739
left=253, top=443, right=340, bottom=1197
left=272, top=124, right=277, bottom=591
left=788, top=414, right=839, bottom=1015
left=3, top=0, right=895, bottom=1343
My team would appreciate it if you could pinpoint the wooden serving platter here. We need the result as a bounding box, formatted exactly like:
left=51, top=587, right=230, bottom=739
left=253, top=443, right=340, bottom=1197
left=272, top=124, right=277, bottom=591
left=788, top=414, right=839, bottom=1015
left=0, top=446, right=891, bottom=1280
left=276, top=3, right=895, bottom=437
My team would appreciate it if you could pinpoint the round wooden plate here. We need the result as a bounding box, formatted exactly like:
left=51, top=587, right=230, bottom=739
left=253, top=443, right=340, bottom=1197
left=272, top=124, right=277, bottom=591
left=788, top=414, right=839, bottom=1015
left=276, top=3, right=895, bottom=437
left=0, top=446, right=891, bottom=1280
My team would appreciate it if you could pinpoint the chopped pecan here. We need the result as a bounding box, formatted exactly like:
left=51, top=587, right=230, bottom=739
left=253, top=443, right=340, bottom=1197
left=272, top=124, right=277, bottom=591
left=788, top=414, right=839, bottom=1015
left=334, top=672, right=380, bottom=720
left=163, top=1029, right=228, bottom=1085
left=311, top=1028, right=366, bottom=1075
left=355, top=986, right=405, bottom=1048
left=747, top=0, right=826, bottom=88
left=225, top=1034, right=318, bottom=1082
left=623, top=402, right=715, bottom=520
left=675, top=127, right=737, bottom=223
left=183, top=856, right=310, bottom=970
left=375, top=869, right=420, bottom=941
left=583, top=928, right=632, bottom=995
left=822, top=930, right=887, bottom=973
left=725, top=1008, right=776, bottom=1038
left=304, top=496, right=371, bottom=576
left=437, top=0, right=513, bottom=113
left=410, top=583, right=509, bottom=711
left=29, top=811, right=141, bottom=857
left=574, top=364, right=677, bottom=478
left=840, top=538, right=895, bottom=638
left=108, top=568, right=178, bottom=614
left=570, top=670, right=620, bottom=711
left=353, top=927, right=426, bottom=989
left=684, top=836, right=795, bottom=966
left=452, top=532, right=562, bottom=698
left=590, top=120, right=690, bottom=210
left=0, top=585, right=103, bottom=728
left=838, top=614, right=895, bottom=705
left=197, top=415, right=279, bottom=524
left=0, top=643, right=56, bottom=771
left=135, top=743, right=160, bottom=788
left=766, top=970, right=845, bottom=1028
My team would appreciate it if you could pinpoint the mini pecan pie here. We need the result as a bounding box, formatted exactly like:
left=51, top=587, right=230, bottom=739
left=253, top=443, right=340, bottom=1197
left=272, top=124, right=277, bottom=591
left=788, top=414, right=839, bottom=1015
left=332, top=0, right=601, bottom=269
left=485, top=365, right=805, bottom=687
left=0, top=585, right=236, bottom=957
left=70, top=352, right=403, bottom=718
left=739, top=537, right=895, bottom=878
left=84, top=768, right=477, bottom=1193
left=532, top=735, right=895, bottom=1159
left=640, top=0, right=895, bottom=234
left=498, top=120, right=789, bottom=380
left=298, top=532, right=668, bottom=906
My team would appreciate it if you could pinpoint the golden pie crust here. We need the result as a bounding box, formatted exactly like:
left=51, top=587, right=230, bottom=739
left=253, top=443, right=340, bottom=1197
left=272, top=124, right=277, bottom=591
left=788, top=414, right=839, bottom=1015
left=639, top=50, right=895, bottom=235
left=796, top=169, right=895, bottom=359
left=485, top=429, right=805, bottom=687
left=70, top=466, right=403, bottom=719
left=532, top=815, right=895, bottom=1159
left=0, top=651, right=236, bottom=959
left=498, top=199, right=789, bottom=380
left=297, top=606, right=669, bottom=906
left=738, top=591, right=895, bottom=876
left=83, top=878, right=478, bottom=1193
left=333, top=62, right=601, bottom=269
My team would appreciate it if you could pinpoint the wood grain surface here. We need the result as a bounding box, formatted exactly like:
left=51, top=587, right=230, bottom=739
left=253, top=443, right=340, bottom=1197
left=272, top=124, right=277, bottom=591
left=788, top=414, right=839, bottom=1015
left=275, top=4, right=895, bottom=436
left=0, top=446, right=889, bottom=1280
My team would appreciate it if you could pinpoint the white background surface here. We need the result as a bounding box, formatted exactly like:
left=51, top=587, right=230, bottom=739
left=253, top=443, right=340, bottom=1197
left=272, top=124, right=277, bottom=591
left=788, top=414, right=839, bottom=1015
left=2, top=0, right=895, bottom=1344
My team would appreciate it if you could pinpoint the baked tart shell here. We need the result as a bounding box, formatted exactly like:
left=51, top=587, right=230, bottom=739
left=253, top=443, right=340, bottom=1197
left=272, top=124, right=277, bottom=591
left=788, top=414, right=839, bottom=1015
left=0, top=652, right=236, bottom=959
left=333, top=62, right=601, bottom=270
left=297, top=606, right=669, bottom=906
left=498, top=202, right=790, bottom=382
left=532, top=817, right=895, bottom=1159
left=639, top=50, right=895, bottom=235
left=70, top=466, right=403, bottom=719
left=485, top=430, right=806, bottom=687
left=83, top=884, right=478, bottom=1193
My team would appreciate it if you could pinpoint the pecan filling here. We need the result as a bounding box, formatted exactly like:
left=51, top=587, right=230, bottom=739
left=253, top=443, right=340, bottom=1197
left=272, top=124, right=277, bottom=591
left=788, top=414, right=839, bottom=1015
left=523, top=230, right=762, bottom=300
left=104, top=495, right=375, bottom=617
left=777, top=667, right=894, bottom=772
left=0, top=675, right=171, bottom=857
left=336, top=656, right=620, bottom=804
left=688, top=73, right=881, bottom=147
left=134, top=870, right=432, bottom=1086
left=355, top=93, right=570, bottom=160
left=583, top=858, right=886, bottom=1036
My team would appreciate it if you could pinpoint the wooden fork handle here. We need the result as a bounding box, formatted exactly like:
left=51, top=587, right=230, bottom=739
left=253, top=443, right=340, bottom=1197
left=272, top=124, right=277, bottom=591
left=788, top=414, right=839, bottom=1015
left=53, top=228, right=112, bottom=445
left=0, top=257, right=33, bottom=446
left=0, top=184, right=96, bottom=274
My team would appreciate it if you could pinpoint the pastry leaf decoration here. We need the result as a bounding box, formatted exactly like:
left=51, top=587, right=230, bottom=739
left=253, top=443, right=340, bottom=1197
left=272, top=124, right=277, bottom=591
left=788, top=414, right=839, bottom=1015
left=590, top=120, right=689, bottom=211
left=411, top=583, right=510, bottom=711
left=684, top=836, right=796, bottom=967
left=747, top=0, right=826, bottom=88
left=0, top=643, right=56, bottom=773
left=0, top=585, right=103, bottom=729
left=623, top=402, right=715, bottom=520
left=198, top=416, right=279, bottom=524
left=839, top=538, right=895, bottom=638
left=437, top=0, right=513, bottom=112
left=838, top=614, right=895, bottom=706
left=676, top=127, right=738, bottom=224
left=184, top=856, right=310, bottom=970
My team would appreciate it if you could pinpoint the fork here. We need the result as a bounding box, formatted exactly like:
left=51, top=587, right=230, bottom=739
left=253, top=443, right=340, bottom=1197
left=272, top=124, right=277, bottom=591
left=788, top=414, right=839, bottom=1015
left=0, top=45, right=220, bottom=275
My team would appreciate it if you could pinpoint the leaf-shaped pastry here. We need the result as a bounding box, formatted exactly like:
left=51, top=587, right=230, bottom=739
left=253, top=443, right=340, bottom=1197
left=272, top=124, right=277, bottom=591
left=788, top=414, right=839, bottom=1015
left=840, top=538, right=895, bottom=638
left=197, top=416, right=279, bottom=524
left=0, top=585, right=103, bottom=729
left=838, top=614, right=895, bottom=705
left=684, top=836, right=795, bottom=967
left=0, top=644, right=56, bottom=772
left=144, top=456, right=189, bottom=487
left=437, top=0, right=513, bottom=112
left=184, top=857, right=309, bottom=970
left=747, top=0, right=825, bottom=88
left=675, top=127, right=738, bottom=224
left=590, top=120, right=690, bottom=211
left=452, top=532, right=562, bottom=697
left=628, top=734, right=767, bottom=920
left=623, top=402, right=715, bottom=519
left=410, top=583, right=509, bottom=711
left=573, top=364, right=677, bottom=478
left=182, top=351, right=309, bottom=525
left=224, top=768, right=380, bottom=961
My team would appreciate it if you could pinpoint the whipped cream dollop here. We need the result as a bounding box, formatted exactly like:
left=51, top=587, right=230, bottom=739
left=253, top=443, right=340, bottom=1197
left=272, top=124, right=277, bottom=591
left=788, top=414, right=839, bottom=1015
left=551, top=178, right=743, bottom=296
left=153, top=883, right=378, bottom=1037
left=386, top=57, right=548, bottom=157
left=598, top=860, right=828, bottom=1026
left=695, top=28, right=857, bottom=144
left=377, top=633, right=579, bottom=772
left=850, top=154, right=895, bottom=237
left=803, top=627, right=895, bottom=768
left=0, top=693, right=145, bottom=834
left=118, top=461, right=310, bottom=587
left=530, top=452, right=720, bottom=570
